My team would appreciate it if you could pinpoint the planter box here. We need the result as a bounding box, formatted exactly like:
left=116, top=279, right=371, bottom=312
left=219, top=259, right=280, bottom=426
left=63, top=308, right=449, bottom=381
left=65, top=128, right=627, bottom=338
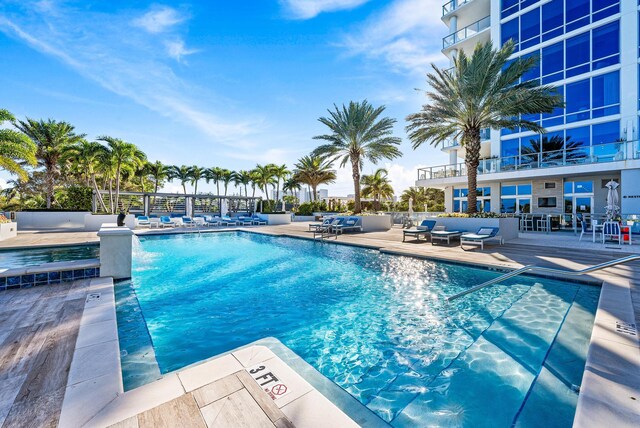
left=358, top=215, right=392, bottom=232
left=84, top=214, right=136, bottom=231
left=257, top=213, right=292, bottom=225
left=425, top=217, right=519, bottom=241
left=0, top=222, right=17, bottom=241
left=293, top=215, right=316, bottom=222
left=16, top=211, right=88, bottom=230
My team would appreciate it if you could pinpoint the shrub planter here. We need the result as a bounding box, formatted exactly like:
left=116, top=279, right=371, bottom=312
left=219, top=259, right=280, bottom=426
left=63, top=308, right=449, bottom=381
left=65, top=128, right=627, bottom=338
left=0, top=222, right=17, bottom=241
left=293, top=215, right=316, bottom=222
left=257, top=213, right=292, bottom=225
left=427, top=217, right=519, bottom=241
left=358, top=215, right=393, bottom=232
left=15, top=211, right=88, bottom=230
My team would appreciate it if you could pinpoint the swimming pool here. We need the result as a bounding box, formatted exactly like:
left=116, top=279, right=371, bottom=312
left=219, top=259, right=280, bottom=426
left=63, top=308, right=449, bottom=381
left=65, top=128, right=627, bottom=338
left=0, top=244, right=99, bottom=269
left=117, top=232, right=599, bottom=427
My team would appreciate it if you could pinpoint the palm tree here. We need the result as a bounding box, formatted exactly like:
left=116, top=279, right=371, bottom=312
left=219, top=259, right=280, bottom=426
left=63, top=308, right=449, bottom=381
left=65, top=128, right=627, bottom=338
left=168, top=165, right=191, bottom=194
left=187, top=166, right=205, bottom=194
left=361, top=168, right=394, bottom=211
left=249, top=169, right=260, bottom=198
left=400, top=187, right=444, bottom=212
left=271, top=164, right=290, bottom=204
left=293, top=155, right=336, bottom=202
left=14, top=118, right=85, bottom=208
left=147, top=161, right=170, bottom=195
left=406, top=41, right=564, bottom=213
left=204, top=167, right=222, bottom=195
left=233, top=170, right=251, bottom=197
left=313, top=100, right=402, bottom=213
left=62, top=140, right=109, bottom=212
left=97, top=136, right=146, bottom=213
left=253, top=164, right=276, bottom=211
left=282, top=176, right=301, bottom=197
left=0, top=109, right=36, bottom=181
left=219, top=169, right=234, bottom=196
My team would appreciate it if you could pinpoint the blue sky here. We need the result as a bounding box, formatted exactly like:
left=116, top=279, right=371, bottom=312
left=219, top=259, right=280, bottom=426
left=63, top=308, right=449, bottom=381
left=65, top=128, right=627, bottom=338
left=0, top=0, right=449, bottom=195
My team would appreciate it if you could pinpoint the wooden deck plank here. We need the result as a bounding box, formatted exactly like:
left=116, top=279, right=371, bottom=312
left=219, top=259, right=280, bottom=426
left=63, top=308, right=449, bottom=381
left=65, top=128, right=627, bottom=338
left=193, top=373, right=244, bottom=408
left=236, top=370, right=288, bottom=424
left=138, top=394, right=206, bottom=428
left=199, top=388, right=274, bottom=428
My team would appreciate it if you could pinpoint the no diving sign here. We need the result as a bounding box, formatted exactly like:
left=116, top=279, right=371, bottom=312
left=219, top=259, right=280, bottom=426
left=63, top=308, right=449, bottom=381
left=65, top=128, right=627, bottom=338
left=246, top=363, right=291, bottom=400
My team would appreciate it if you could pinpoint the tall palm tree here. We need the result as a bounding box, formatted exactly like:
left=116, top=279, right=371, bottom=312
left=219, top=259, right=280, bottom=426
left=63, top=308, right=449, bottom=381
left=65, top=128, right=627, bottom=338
left=168, top=165, right=191, bottom=194
left=233, top=170, right=251, bottom=197
left=271, top=164, right=290, bottom=203
left=361, top=168, right=394, bottom=211
left=14, top=118, right=85, bottom=208
left=187, top=165, right=205, bottom=194
left=219, top=169, right=234, bottom=196
left=253, top=164, right=276, bottom=211
left=97, top=136, right=146, bottom=213
left=62, top=140, right=109, bottom=212
left=147, top=161, right=169, bottom=195
left=0, top=109, right=36, bottom=181
left=282, top=176, right=301, bottom=197
left=313, top=100, right=402, bottom=213
left=204, top=167, right=222, bottom=195
left=249, top=169, right=260, bottom=198
left=406, top=41, right=564, bottom=213
left=293, top=155, right=336, bottom=202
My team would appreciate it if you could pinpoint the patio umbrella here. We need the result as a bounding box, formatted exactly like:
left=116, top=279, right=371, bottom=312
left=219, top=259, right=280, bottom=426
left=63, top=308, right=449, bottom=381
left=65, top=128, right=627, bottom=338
left=408, top=198, right=414, bottom=216
left=605, top=180, right=620, bottom=220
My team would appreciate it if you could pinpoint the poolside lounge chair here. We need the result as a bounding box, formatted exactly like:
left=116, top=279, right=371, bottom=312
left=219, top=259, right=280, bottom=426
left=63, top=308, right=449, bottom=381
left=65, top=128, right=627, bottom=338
left=333, top=217, right=362, bottom=235
left=220, top=216, right=239, bottom=226
left=252, top=216, right=267, bottom=225
left=309, top=217, right=333, bottom=232
left=460, top=227, right=503, bottom=250
left=159, top=216, right=176, bottom=228
left=182, top=216, right=196, bottom=227
left=237, top=216, right=254, bottom=226
left=402, top=220, right=437, bottom=242
left=602, top=221, right=622, bottom=244
left=431, top=226, right=464, bottom=245
left=136, top=215, right=151, bottom=228
left=313, top=217, right=344, bottom=239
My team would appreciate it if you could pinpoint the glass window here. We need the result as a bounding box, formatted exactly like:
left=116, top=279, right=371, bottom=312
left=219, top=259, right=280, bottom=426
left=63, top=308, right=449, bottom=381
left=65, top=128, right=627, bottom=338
left=453, top=189, right=460, bottom=198
left=501, top=139, right=519, bottom=170
left=542, top=0, right=563, bottom=41
left=593, top=21, right=619, bottom=70
left=501, top=19, right=519, bottom=50
left=564, top=182, right=573, bottom=194
left=459, top=188, right=468, bottom=197
left=520, top=9, right=540, bottom=50
left=574, top=181, right=593, bottom=193
left=566, top=32, right=590, bottom=77
left=592, top=0, right=619, bottom=21
left=542, top=131, right=564, bottom=152
left=518, top=184, right=532, bottom=195
left=566, top=79, right=590, bottom=123
left=484, top=200, right=491, bottom=213
left=542, top=86, right=564, bottom=126
left=566, top=0, right=589, bottom=32
left=592, top=121, right=619, bottom=145
left=501, top=198, right=517, bottom=213
left=502, top=185, right=517, bottom=196
left=593, top=120, right=621, bottom=161
left=592, top=71, right=620, bottom=118
left=519, top=199, right=531, bottom=213
left=522, top=52, right=540, bottom=82
left=542, top=42, right=563, bottom=81
left=564, top=126, right=590, bottom=163
left=501, top=0, right=519, bottom=18
left=483, top=187, right=491, bottom=197
left=520, top=135, right=540, bottom=166
left=454, top=200, right=460, bottom=212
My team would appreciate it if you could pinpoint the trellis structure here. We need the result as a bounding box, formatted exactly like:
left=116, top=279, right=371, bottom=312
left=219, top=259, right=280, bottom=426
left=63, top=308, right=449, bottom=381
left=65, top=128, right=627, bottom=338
left=93, top=191, right=261, bottom=217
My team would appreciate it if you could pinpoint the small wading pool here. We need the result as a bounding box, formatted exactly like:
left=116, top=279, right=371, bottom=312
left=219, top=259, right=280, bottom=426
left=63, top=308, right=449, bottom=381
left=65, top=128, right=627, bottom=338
left=0, top=244, right=99, bottom=269
left=116, top=232, right=599, bottom=427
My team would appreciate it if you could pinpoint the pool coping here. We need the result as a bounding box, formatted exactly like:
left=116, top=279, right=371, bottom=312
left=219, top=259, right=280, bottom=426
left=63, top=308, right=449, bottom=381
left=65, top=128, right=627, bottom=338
left=58, top=277, right=385, bottom=428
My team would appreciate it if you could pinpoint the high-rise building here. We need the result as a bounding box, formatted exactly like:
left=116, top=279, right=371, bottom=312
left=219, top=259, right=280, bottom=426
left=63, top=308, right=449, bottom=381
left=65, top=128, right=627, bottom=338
left=416, top=0, right=640, bottom=223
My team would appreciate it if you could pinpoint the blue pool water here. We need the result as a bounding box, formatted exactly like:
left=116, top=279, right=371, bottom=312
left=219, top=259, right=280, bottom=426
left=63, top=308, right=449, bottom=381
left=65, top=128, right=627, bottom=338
left=117, top=232, right=599, bottom=427
left=0, top=244, right=99, bottom=269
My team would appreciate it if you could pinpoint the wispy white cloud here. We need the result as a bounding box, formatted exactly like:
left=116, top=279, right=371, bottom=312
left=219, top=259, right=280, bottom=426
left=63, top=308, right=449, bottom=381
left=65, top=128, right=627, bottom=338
left=0, top=3, right=262, bottom=148
left=164, top=39, right=198, bottom=62
left=341, top=0, right=447, bottom=75
left=281, top=0, right=371, bottom=19
left=132, top=5, right=185, bottom=33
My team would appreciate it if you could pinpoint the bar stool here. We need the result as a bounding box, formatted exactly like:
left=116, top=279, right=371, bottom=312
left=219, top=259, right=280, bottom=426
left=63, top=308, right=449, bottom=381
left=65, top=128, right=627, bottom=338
left=537, top=215, right=549, bottom=233
left=521, top=214, right=534, bottom=232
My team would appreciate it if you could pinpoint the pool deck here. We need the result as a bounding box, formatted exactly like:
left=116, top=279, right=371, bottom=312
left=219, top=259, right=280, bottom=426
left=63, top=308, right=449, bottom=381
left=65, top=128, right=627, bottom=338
left=0, top=224, right=638, bottom=426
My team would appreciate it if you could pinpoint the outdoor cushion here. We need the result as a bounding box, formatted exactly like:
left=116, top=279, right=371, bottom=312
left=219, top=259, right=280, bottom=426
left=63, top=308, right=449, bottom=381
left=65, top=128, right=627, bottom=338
left=477, top=228, right=495, bottom=235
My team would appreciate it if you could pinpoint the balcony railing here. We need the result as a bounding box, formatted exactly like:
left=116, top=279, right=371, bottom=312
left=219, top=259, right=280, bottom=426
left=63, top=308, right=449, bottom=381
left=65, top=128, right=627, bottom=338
left=417, top=140, right=639, bottom=180
left=442, top=0, right=472, bottom=16
left=442, top=16, right=490, bottom=49
left=441, top=128, right=491, bottom=149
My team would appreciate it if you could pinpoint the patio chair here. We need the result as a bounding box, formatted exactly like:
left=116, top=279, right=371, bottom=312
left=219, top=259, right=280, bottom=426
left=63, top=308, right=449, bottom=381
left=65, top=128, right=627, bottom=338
left=182, top=216, right=196, bottom=227
left=309, top=217, right=334, bottom=232
left=204, top=216, right=221, bottom=227
left=402, top=220, right=437, bottom=242
left=236, top=216, right=254, bottom=226
left=431, top=226, right=464, bottom=245
left=460, top=227, right=502, bottom=250
left=159, top=216, right=176, bottom=228
left=252, top=216, right=267, bottom=225
left=136, top=215, right=151, bottom=228
left=334, top=217, right=362, bottom=235
left=602, top=221, right=622, bottom=244
left=220, top=216, right=239, bottom=226
left=578, top=220, right=592, bottom=241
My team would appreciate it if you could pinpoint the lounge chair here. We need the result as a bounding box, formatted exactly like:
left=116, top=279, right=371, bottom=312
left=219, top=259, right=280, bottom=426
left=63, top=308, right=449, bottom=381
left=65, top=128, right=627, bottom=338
left=313, top=217, right=344, bottom=239
left=309, top=217, right=334, bottom=232
left=431, top=226, right=464, bottom=245
left=402, top=220, right=437, bottom=242
left=136, top=215, right=151, bottom=228
left=237, top=216, right=254, bottom=226
left=220, top=216, right=239, bottom=226
left=159, top=216, right=176, bottom=228
left=602, top=221, right=622, bottom=244
left=204, top=216, right=220, bottom=227
left=252, top=216, right=267, bottom=225
left=334, top=217, right=362, bottom=235
left=460, top=227, right=502, bottom=250
left=182, top=216, right=196, bottom=227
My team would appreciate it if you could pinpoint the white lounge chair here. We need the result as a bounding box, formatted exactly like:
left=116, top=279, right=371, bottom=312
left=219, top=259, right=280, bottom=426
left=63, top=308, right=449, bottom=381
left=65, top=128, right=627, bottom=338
left=460, top=227, right=503, bottom=250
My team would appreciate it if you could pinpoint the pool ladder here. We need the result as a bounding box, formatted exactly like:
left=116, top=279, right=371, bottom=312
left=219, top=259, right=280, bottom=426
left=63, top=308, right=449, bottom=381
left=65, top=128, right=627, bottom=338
left=447, top=254, right=640, bottom=302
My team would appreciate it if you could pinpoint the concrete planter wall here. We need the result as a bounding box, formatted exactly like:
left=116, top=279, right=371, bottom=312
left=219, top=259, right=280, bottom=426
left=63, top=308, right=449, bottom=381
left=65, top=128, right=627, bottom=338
left=257, top=213, right=292, bottom=225
left=16, top=211, right=88, bottom=230
left=84, top=214, right=135, bottom=231
left=425, top=217, right=519, bottom=241
left=0, top=222, right=17, bottom=241
left=293, top=215, right=316, bottom=222
left=97, top=225, right=133, bottom=279
left=358, top=215, right=393, bottom=232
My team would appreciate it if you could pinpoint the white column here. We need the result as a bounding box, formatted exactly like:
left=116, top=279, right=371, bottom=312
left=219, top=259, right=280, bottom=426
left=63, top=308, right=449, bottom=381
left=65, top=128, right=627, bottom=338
left=449, top=149, right=458, bottom=165
left=619, top=0, right=638, bottom=142
left=98, top=225, right=133, bottom=279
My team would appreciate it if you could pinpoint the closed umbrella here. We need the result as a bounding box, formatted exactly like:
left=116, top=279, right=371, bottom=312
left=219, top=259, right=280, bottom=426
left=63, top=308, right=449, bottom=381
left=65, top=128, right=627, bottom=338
left=605, top=180, right=620, bottom=220
left=408, top=197, right=414, bottom=216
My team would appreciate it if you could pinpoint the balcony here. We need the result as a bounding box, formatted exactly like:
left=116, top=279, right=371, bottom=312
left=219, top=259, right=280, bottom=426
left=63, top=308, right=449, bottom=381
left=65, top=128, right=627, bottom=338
left=442, top=0, right=473, bottom=16
left=440, top=128, right=491, bottom=150
left=442, top=16, right=490, bottom=49
left=417, top=140, right=639, bottom=181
